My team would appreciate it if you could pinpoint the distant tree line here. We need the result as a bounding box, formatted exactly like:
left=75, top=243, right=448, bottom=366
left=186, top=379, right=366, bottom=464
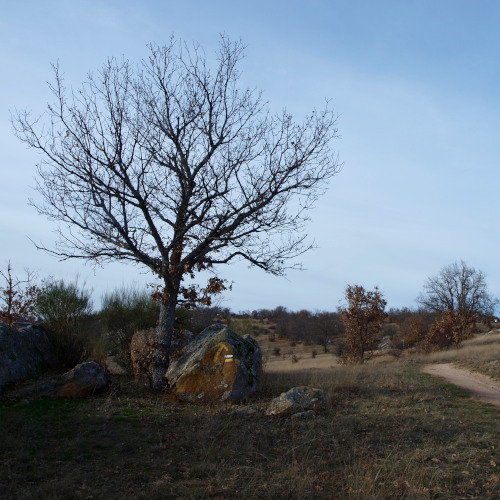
left=242, top=262, right=499, bottom=363
left=1, top=260, right=497, bottom=369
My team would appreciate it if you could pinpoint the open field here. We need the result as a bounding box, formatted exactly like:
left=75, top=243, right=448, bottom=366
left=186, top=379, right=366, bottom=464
left=1, top=330, right=500, bottom=498
left=258, top=333, right=340, bottom=373
left=2, top=350, right=500, bottom=499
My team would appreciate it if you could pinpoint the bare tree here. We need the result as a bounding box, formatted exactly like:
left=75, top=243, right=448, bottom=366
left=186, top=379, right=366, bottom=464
left=338, top=285, right=387, bottom=363
left=417, top=261, right=498, bottom=344
left=311, top=311, right=343, bottom=353
left=12, top=37, right=341, bottom=389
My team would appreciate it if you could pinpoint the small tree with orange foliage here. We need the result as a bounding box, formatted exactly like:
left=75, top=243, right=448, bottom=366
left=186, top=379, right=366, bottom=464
left=0, top=262, right=41, bottom=326
left=339, top=284, right=387, bottom=363
left=425, top=310, right=469, bottom=349
left=398, top=310, right=434, bottom=348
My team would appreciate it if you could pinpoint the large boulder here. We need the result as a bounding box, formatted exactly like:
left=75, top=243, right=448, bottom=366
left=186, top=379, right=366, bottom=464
left=166, top=324, right=262, bottom=403
left=22, top=361, right=108, bottom=399
left=0, top=322, right=54, bottom=390
left=266, top=386, right=328, bottom=416
left=130, top=328, right=193, bottom=382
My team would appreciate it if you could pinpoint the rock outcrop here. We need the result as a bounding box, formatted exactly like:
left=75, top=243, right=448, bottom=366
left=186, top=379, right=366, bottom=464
left=130, top=328, right=193, bottom=381
left=378, top=335, right=393, bottom=350
left=22, top=361, right=108, bottom=399
left=0, top=322, right=54, bottom=390
left=166, top=324, right=262, bottom=403
left=266, top=386, right=328, bottom=416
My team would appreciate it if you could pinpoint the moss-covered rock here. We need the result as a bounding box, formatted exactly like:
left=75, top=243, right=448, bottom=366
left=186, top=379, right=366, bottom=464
left=265, top=386, right=327, bottom=416
left=166, top=324, right=262, bottom=403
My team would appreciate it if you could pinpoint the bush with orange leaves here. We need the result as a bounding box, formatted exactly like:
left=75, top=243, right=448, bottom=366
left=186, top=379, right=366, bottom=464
left=425, top=310, right=470, bottom=349
left=338, top=284, right=387, bottom=364
left=0, top=262, right=41, bottom=326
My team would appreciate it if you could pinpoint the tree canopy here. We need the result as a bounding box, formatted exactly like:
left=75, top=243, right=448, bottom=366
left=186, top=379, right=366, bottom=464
left=417, top=261, right=497, bottom=321
left=13, top=36, right=341, bottom=388
left=339, top=284, right=387, bottom=363
left=417, top=261, right=498, bottom=346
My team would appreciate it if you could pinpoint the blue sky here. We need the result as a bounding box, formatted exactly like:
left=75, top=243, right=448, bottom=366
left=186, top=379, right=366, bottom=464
left=2, top=1, right=500, bottom=312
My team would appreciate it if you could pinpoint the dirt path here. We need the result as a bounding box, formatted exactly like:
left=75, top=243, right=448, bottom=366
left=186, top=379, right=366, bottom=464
left=422, top=363, right=500, bottom=409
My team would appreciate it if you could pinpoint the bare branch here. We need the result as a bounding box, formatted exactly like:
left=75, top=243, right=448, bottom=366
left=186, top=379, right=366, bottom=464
left=12, top=35, right=341, bottom=387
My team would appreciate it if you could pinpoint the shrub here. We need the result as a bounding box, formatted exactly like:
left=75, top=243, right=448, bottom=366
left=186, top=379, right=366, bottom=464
left=36, top=278, right=94, bottom=371
left=188, top=306, right=224, bottom=333
left=397, top=311, right=433, bottom=347
left=37, top=278, right=93, bottom=327
left=391, top=338, right=404, bottom=350
left=425, top=310, right=470, bottom=349
left=99, top=288, right=160, bottom=372
left=100, top=287, right=160, bottom=356
left=0, top=262, right=41, bottom=326
left=229, top=317, right=253, bottom=337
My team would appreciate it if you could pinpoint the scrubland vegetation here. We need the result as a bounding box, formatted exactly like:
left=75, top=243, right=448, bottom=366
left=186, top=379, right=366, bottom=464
left=1, top=263, right=500, bottom=498
left=1, top=340, right=499, bottom=499
left=416, top=330, right=500, bottom=381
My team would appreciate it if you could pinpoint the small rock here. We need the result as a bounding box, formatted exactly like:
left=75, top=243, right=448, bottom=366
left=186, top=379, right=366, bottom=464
left=291, top=410, right=316, bottom=420
left=266, top=386, right=327, bottom=416
left=24, top=361, right=108, bottom=399
left=228, top=406, right=259, bottom=417
left=377, top=335, right=393, bottom=350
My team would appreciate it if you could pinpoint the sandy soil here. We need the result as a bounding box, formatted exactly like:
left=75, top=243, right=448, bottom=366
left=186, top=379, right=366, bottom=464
left=422, top=363, right=500, bottom=409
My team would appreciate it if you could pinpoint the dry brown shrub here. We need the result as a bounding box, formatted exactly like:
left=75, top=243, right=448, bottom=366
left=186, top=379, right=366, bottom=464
left=339, top=284, right=387, bottom=363
left=425, top=310, right=471, bottom=349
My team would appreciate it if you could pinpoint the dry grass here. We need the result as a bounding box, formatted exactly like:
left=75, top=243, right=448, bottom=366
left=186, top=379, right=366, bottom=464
left=1, top=330, right=500, bottom=498
left=415, top=330, right=500, bottom=381
left=1, top=354, right=499, bottom=498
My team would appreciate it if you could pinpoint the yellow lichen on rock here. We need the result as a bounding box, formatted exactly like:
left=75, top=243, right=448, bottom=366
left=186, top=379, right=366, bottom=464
left=167, top=324, right=262, bottom=403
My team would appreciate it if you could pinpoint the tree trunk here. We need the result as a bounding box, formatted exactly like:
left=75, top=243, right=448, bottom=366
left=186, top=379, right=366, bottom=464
left=151, top=296, right=177, bottom=391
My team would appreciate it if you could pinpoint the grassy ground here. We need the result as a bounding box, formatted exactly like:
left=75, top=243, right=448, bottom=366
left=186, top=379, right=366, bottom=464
left=1, top=355, right=499, bottom=499
left=415, top=330, right=500, bottom=381
left=259, top=333, right=340, bottom=373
